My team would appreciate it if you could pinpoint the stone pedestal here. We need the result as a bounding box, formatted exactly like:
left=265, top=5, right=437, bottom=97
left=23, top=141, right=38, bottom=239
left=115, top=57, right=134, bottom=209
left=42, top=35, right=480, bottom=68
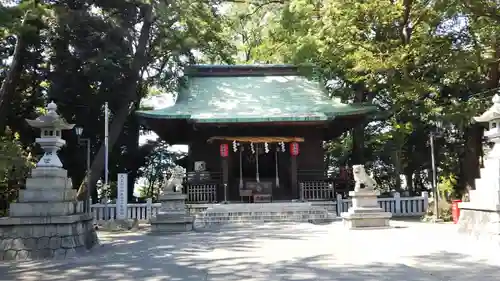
left=150, top=192, right=193, bottom=234
left=0, top=167, right=98, bottom=260
left=341, top=189, right=392, bottom=229
left=458, top=94, right=500, bottom=240
left=458, top=157, right=500, bottom=240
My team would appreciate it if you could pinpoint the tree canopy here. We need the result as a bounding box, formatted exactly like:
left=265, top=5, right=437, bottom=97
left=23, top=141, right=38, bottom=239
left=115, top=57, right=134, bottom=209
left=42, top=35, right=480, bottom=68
left=1, top=0, right=499, bottom=209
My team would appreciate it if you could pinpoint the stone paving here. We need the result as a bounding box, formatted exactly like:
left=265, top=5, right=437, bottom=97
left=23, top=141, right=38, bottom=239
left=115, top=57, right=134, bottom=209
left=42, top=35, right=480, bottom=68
left=1, top=220, right=500, bottom=281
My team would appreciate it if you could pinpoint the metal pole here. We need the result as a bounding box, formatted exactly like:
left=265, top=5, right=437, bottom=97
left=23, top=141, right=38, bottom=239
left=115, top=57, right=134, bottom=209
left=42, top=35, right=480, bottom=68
left=86, top=139, right=91, bottom=213
left=104, top=102, right=109, bottom=187
left=104, top=102, right=109, bottom=220
left=224, top=183, right=228, bottom=203
left=430, top=132, right=439, bottom=219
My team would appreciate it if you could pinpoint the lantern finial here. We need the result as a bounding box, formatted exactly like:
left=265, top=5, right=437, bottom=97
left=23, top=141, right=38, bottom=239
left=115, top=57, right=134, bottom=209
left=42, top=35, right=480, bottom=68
left=47, top=100, right=57, bottom=113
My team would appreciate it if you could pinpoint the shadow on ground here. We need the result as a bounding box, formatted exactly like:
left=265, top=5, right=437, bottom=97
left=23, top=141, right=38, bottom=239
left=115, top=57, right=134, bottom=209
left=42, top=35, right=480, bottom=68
left=0, top=222, right=498, bottom=281
left=410, top=251, right=500, bottom=281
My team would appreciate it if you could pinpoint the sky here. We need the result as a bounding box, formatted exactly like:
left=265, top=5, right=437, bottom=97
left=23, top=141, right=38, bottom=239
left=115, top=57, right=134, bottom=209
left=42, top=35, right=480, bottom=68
left=139, top=94, right=188, bottom=153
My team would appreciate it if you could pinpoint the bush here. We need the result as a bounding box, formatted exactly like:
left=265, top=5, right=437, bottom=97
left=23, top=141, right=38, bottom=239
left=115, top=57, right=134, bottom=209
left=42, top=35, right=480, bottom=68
left=422, top=199, right=452, bottom=222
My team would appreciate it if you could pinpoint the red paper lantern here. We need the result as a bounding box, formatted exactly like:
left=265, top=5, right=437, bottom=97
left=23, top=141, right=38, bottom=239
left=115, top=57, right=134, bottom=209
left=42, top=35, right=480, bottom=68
left=220, top=143, right=229, bottom=157
left=290, top=142, right=300, bottom=156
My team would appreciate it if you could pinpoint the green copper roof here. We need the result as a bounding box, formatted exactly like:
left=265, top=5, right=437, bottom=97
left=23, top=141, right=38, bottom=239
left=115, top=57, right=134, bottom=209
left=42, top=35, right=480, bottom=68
left=137, top=65, right=377, bottom=123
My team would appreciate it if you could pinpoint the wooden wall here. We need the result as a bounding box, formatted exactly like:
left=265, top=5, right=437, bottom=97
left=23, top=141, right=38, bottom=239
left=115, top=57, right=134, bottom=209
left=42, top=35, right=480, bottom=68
left=296, top=129, right=324, bottom=171
left=187, top=126, right=325, bottom=174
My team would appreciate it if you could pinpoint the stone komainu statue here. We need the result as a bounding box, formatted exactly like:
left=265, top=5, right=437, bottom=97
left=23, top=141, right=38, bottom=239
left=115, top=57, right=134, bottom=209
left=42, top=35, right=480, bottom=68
left=352, top=164, right=376, bottom=191
left=162, top=166, right=185, bottom=194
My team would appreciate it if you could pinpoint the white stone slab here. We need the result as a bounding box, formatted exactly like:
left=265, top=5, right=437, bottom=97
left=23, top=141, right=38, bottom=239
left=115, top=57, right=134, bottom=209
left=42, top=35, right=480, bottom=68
left=193, top=202, right=332, bottom=229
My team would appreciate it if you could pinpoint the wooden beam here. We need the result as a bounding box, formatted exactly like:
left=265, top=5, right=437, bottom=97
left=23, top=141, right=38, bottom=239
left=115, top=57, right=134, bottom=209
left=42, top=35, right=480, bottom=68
left=208, top=136, right=305, bottom=143
left=197, top=121, right=328, bottom=127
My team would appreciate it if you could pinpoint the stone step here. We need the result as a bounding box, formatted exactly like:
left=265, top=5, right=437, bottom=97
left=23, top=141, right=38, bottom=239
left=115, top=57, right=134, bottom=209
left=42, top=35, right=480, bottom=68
left=469, top=190, right=500, bottom=206
left=9, top=201, right=83, bottom=217
left=476, top=176, right=500, bottom=191
left=25, top=177, right=68, bottom=189
left=193, top=203, right=333, bottom=229
left=30, top=167, right=68, bottom=178
left=18, top=188, right=76, bottom=203
left=346, top=207, right=386, bottom=214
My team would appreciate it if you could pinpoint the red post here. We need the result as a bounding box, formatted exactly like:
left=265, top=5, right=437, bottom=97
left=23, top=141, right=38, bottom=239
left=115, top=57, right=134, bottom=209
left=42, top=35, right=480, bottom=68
left=451, top=199, right=462, bottom=224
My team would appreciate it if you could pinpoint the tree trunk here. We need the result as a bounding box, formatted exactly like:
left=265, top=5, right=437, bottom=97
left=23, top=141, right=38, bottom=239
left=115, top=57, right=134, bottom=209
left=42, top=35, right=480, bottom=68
left=462, top=125, right=483, bottom=191
left=393, top=150, right=402, bottom=191
left=351, top=88, right=366, bottom=164
left=404, top=171, right=413, bottom=193
left=126, top=100, right=141, bottom=201
left=76, top=4, right=154, bottom=200
left=0, top=12, right=30, bottom=133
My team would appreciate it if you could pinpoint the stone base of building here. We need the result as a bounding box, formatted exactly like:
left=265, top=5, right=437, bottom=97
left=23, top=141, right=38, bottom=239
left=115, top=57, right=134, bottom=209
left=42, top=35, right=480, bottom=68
left=150, top=214, right=193, bottom=234
left=0, top=214, right=99, bottom=260
left=457, top=202, right=500, bottom=242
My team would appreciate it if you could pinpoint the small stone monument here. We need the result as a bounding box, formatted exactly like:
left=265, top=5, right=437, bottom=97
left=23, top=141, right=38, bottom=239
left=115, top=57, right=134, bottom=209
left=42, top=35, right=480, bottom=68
left=341, top=165, right=392, bottom=229
left=150, top=167, right=193, bottom=233
left=458, top=94, right=500, bottom=240
left=0, top=101, right=98, bottom=260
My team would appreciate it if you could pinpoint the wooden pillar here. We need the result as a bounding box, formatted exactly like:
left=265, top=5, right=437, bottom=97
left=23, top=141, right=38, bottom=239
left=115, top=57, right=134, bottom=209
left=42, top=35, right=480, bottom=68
left=222, top=157, right=228, bottom=201
left=291, top=155, right=298, bottom=199
left=219, top=142, right=230, bottom=202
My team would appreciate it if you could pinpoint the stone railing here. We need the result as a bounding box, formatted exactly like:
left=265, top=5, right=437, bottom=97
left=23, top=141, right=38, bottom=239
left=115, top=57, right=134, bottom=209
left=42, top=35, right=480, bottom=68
left=90, top=192, right=429, bottom=223
left=90, top=201, right=211, bottom=223
left=312, top=192, right=429, bottom=217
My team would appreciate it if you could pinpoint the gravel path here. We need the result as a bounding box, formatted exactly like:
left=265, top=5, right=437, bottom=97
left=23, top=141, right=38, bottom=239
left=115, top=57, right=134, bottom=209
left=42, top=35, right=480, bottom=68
left=1, top=220, right=499, bottom=281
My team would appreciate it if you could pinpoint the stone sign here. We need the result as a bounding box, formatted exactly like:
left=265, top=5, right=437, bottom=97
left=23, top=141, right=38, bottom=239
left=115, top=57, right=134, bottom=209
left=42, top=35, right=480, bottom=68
left=116, top=173, right=128, bottom=220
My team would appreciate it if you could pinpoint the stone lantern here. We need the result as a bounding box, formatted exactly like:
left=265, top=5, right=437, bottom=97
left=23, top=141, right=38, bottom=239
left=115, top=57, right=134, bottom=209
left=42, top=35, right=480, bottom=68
left=458, top=94, right=500, bottom=240
left=25, top=101, right=75, bottom=168
left=0, top=101, right=98, bottom=261
left=473, top=94, right=500, bottom=158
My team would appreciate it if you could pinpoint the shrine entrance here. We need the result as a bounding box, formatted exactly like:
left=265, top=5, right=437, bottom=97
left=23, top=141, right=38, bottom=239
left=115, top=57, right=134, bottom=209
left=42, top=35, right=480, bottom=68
left=223, top=139, right=298, bottom=202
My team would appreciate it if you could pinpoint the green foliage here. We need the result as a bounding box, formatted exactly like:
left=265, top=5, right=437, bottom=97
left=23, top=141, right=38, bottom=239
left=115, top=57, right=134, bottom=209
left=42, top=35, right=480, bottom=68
left=1, top=0, right=235, bottom=200
left=0, top=129, right=35, bottom=215
left=438, top=174, right=458, bottom=200
left=137, top=139, right=186, bottom=199
left=1, top=0, right=500, bottom=204
left=424, top=200, right=453, bottom=222
left=234, top=0, right=500, bottom=196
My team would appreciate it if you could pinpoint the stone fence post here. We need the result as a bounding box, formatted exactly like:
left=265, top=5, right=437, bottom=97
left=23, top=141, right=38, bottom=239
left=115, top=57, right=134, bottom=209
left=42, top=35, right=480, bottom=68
left=146, top=198, right=153, bottom=221
left=336, top=194, right=344, bottom=215
left=393, top=192, right=401, bottom=215
left=421, top=191, right=429, bottom=212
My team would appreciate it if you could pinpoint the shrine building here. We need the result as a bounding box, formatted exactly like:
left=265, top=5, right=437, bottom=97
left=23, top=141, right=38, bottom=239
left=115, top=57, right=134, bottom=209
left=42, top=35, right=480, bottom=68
left=136, top=64, right=377, bottom=204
